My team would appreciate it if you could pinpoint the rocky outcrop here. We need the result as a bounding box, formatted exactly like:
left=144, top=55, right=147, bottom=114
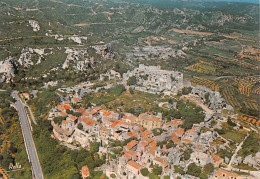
left=29, top=20, right=40, bottom=32
left=62, top=48, right=94, bottom=71
left=18, top=48, right=52, bottom=67
left=0, top=57, right=17, bottom=83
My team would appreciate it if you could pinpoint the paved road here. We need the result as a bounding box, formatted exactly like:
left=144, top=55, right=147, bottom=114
left=11, top=91, right=44, bottom=179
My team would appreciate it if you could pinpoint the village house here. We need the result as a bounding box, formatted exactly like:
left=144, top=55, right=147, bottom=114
left=153, top=157, right=168, bottom=172
left=211, top=153, right=224, bottom=167
left=61, top=116, right=78, bottom=131
left=213, top=168, right=238, bottom=179
left=190, top=151, right=212, bottom=166
left=124, top=140, right=139, bottom=151
left=126, top=160, right=142, bottom=176
left=81, top=165, right=90, bottom=179
left=71, top=97, right=81, bottom=104
left=139, top=113, right=163, bottom=129
left=22, top=93, right=30, bottom=100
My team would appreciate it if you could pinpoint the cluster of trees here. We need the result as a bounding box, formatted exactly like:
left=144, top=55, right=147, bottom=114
left=0, top=91, right=32, bottom=178
left=238, top=132, right=260, bottom=158
left=174, top=163, right=214, bottom=179
left=127, top=76, right=137, bottom=86
left=177, top=100, right=205, bottom=129
left=32, top=119, right=105, bottom=178
left=27, top=90, right=60, bottom=119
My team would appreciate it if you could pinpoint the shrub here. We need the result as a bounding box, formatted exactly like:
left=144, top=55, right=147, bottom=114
left=152, top=164, right=162, bottom=175
left=127, top=76, right=137, bottom=86
left=141, top=168, right=149, bottom=176
left=203, top=163, right=214, bottom=174
left=77, top=123, right=83, bottom=130
left=187, top=163, right=201, bottom=177
left=174, top=165, right=185, bottom=175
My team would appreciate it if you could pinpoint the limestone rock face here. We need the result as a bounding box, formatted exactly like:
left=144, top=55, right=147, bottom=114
left=29, top=20, right=40, bottom=32
left=0, top=57, right=17, bottom=83
left=62, top=48, right=94, bottom=71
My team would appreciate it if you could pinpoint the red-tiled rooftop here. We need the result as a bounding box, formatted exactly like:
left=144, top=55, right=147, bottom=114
left=175, top=128, right=184, bottom=136
left=79, top=117, right=98, bottom=126
left=154, top=157, right=168, bottom=168
left=141, top=130, right=152, bottom=136
left=68, top=116, right=77, bottom=121
left=125, top=140, right=139, bottom=150
left=127, top=160, right=141, bottom=170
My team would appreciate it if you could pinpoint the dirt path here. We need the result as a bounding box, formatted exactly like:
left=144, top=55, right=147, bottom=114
left=227, top=133, right=249, bottom=169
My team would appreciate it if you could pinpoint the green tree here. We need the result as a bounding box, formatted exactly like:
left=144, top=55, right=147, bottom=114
left=53, top=116, right=66, bottom=125
left=187, top=163, right=201, bottom=177
left=174, top=165, right=185, bottom=175
left=141, top=168, right=149, bottom=176
left=152, top=164, right=162, bottom=175
left=129, top=88, right=134, bottom=94
left=203, top=163, right=214, bottom=174
left=127, top=76, right=137, bottom=86
left=77, top=123, right=83, bottom=130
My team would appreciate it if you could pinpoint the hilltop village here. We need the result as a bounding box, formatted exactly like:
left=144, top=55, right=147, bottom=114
left=34, top=65, right=259, bottom=179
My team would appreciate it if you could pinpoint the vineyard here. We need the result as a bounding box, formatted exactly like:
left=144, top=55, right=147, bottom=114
left=185, top=61, right=219, bottom=75
left=191, top=77, right=222, bottom=91
left=243, top=101, right=259, bottom=111
left=222, top=86, right=242, bottom=108
left=241, top=115, right=260, bottom=127
left=234, top=76, right=260, bottom=96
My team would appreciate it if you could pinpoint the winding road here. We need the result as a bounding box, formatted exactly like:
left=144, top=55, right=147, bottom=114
left=11, top=91, right=44, bottom=179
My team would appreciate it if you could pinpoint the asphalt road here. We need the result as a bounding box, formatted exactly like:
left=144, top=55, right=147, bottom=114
left=11, top=91, right=44, bottom=179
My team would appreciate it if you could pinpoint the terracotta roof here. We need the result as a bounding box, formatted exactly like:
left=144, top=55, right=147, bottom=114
left=57, top=104, right=71, bottom=110
left=147, top=146, right=157, bottom=156
left=154, top=157, right=168, bottom=168
left=175, top=128, right=184, bottom=136
left=140, top=141, right=149, bottom=147
left=211, top=153, right=224, bottom=162
left=182, top=138, right=192, bottom=144
left=102, top=116, right=109, bottom=121
left=256, top=120, right=260, bottom=126
left=141, top=116, right=161, bottom=122
left=93, top=106, right=102, bottom=111
left=68, top=116, right=77, bottom=121
left=141, top=130, right=152, bottom=136
left=186, top=127, right=195, bottom=133
left=214, top=168, right=238, bottom=177
left=194, top=145, right=202, bottom=151
left=124, top=153, right=131, bottom=159
left=171, top=132, right=177, bottom=138
left=252, top=119, right=256, bottom=124
left=128, top=131, right=138, bottom=138
left=81, top=165, right=90, bottom=178
left=62, top=120, right=71, bottom=124
left=72, top=98, right=81, bottom=103
left=142, top=136, right=154, bottom=144
left=99, top=175, right=105, bottom=179
left=111, top=121, right=120, bottom=128
left=165, top=121, right=179, bottom=127
left=64, top=101, right=70, bottom=105
left=139, top=113, right=147, bottom=117
left=60, top=112, right=67, bottom=117
left=76, top=108, right=86, bottom=114
left=149, top=141, right=157, bottom=147
left=172, top=136, right=180, bottom=143
left=22, top=93, right=30, bottom=99
left=128, top=150, right=136, bottom=156
left=79, top=117, right=98, bottom=126
left=100, top=127, right=109, bottom=131
left=125, top=140, right=139, bottom=150
left=127, top=160, right=141, bottom=170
